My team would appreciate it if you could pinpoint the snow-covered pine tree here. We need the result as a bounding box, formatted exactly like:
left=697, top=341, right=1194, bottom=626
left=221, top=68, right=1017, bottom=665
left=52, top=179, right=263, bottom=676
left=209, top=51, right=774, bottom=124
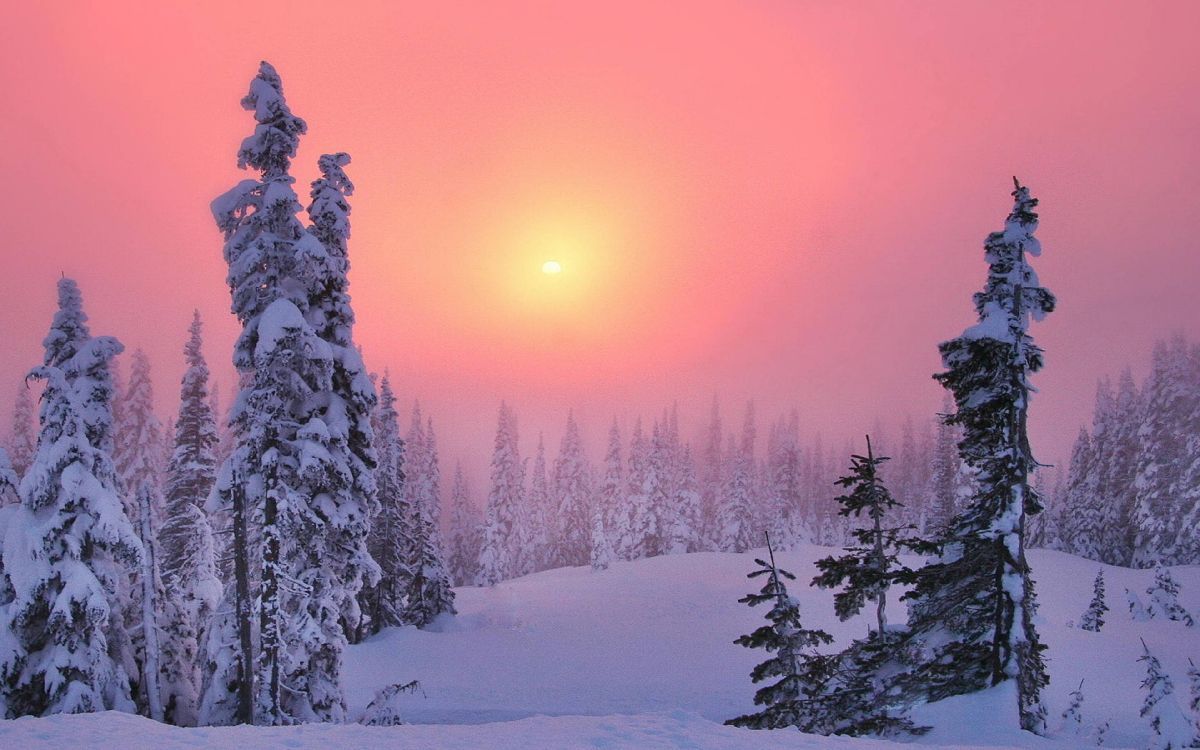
left=812, top=437, right=922, bottom=636
left=589, top=501, right=614, bottom=571
left=927, top=396, right=960, bottom=537
left=402, top=417, right=455, bottom=627
left=1187, top=658, right=1199, bottom=716
left=446, top=462, right=482, bottom=586
left=700, top=396, right=724, bottom=551
left=1060, top=679, right=1084, bottom=736
left=0, top=449, right=15, bottom=504
left=726, top=536, right=834, bottom=731
left=361, top=375, right=410, bottom=634
left=526, top=433, right=552, bottom=571
left=115, top=349, right=165, bottom=520
left=1101, top=369, right=1141, bottom=565
left=207, top=62, right=377, bottom=725
left=766, top=412, right=807, bottom=549
left=1146, top=567, right=1195, bottom=627
left=135, top=483, right=166, bottom=722
left=478, top=402, right=526, bottom=584
left=1139, top=639, right=1198, bottom=750
left=158, top=312, right=222, bottom=725
left=640, top=420, right=670, bottom=558
left=1133, top=337, right=1199, bottom=568
left=616, top=417, right=652, bottom=561
left=6, top=383, right=35, bottom=480
left=1128, top=588, right=1151, bottom=622
left=665, top=444, right=703, bottom=554
left=0, top=277, right=141, bottom=717
left=905, top=179, right=1054, bottom=732
left=1079, top=570, right=1108, bottom=632
left=297, top=147, right=380, bottom=712
left=717, top=403, right=757, bottom=553
left=552, top=412, right=592, bottom=568
left=596, top=419, right=627, bottom=558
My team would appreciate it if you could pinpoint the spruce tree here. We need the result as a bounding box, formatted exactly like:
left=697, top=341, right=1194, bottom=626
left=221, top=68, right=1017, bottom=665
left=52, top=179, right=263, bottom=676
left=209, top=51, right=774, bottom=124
left=478, top=402, right=526, bottom=584
left=6, top=383, right=35, bottom=480
left=717, top=403, right=757, bottom=553
left=1079, top=570, right=1108, bottom=632
left=665, top=444, right=703, bottom=554
left=726, top=536, right=834, bottom=731
left=0, top=278, right=141, bottom=717
left=446, top=462, right=482, bottom=586
left=206, top=62, right=377, bottom=725
left=928, top=397, right=961, bottom=537
left=1139, top=639, right=1198, bottom=750
left=552, top=412, right=592, bottom=567
left=1060, top=680, right=1084, bottom=736
left=905, top=179, right=1054, bottom=732
left=590, top=501, right=614, bottom=571
left=402, top=417, right=455, bottom=627
left=526, top=433, right=552, bottom=571
left=596, top=419, right=626, bottom=558
left=1146, top=567, right=1195, bottom=627
left=157, top=313, right=222, bottom=725
left=115, top=349, right=164, bottom=519
left=700, top=396, right=724, bottom=551
left=1133, top=337, right=1199, bottom=568
left=361, top=375, right=410, bottom=633
left=617, top=418, right=653, bottom=560
left=813, top=437, right=922, bottom=636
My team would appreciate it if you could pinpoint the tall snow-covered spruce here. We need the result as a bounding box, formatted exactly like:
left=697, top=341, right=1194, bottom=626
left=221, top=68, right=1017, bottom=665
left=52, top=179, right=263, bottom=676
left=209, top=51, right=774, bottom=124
left=904, top=179, right=1055, bottom=732
left=158, top=312, right=222, bottom=726
left=203, top=62, right=377, bottom=726
left=0, top=278, right=141, bottom=717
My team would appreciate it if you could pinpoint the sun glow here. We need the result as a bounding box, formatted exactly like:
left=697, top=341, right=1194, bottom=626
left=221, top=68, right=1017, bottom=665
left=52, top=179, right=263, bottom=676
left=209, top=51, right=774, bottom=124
left=542, top=260, right=563, bottom=274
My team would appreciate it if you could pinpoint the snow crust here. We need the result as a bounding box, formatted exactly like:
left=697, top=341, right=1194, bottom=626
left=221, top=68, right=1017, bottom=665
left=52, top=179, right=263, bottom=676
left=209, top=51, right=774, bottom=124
left=2, top=546, right=1198, bottom=748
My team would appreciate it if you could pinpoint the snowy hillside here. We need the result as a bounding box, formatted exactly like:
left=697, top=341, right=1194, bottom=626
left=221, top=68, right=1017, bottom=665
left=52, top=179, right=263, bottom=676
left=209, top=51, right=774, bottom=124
left=2, top=546, right=1197, bottom=749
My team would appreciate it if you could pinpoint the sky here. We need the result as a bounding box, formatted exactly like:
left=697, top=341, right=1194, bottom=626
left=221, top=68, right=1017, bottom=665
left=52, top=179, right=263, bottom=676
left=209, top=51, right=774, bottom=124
left=1, top=1, right=1198, bottom=490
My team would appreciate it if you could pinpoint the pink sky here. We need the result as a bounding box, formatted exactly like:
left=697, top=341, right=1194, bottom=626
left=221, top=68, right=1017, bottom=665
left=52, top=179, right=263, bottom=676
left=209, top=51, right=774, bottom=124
left=1, top=2, right=1198, bottom=485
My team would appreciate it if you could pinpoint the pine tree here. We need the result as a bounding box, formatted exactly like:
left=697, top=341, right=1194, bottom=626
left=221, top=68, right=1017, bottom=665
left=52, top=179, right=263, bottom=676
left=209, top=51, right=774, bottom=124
left=1139, top=639, right=1198, bottom=750
left=1133, top=337, right=1199, bottom=568
left=478, top=403, right=526, bottom=584
left=446, top=462, right=482, bottom=586
left=526, top=433, right=552, bottom=571
left=0, top=449, right=15, bottom=503
left=717, top=403, right=757, bottom=553
left=0, top=278, right=141, bottom=717
left=928, top=397, right=961, bottom=537
left=135, top=483, right=166, bottom=722
left=206, top=62, right=377, bottom=725
left=1187, top=658, right=1199, bottom=716
left=617, top=418, right=653, bottom=560
left=813, top=437, right=922, bottom=636
left=589, top=502, right=614, bottom=571
left=596, top=419, right=626, bottom=558
left=665, top=444, right=703, bottom=554
left=1127, top=588, right=1151, bottom=622
left=1060, top=679, right=1084, bottom=736
left=726, top=537, right=834, bottom=731
left=402, top=417, right=455, bottom=627
left=552, top=412, right=592, bottom=568
left=700, top=396, right=724, bottom=551
left=6, top=383, right=35, bottom=480
left=361, top=375, right=410, bottom=633
left=1146, top=567, right=1195, bottom=627
left=905, top=179, right=1054, bottom=732
left=1079, top=570, right=1108, bottom=632
left=156, top=313, right=222, bottom=726
left=115, top=349, right=165, bottom=521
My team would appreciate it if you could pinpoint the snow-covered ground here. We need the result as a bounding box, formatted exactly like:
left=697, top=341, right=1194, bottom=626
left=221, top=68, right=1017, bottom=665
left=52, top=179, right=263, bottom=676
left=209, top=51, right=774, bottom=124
left=1, top=547, right=1196, bottom=748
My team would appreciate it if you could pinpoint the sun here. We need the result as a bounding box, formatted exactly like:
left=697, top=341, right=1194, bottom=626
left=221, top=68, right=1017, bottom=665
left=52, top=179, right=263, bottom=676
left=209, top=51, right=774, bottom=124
left=542, top=260, right=563, bottom=274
